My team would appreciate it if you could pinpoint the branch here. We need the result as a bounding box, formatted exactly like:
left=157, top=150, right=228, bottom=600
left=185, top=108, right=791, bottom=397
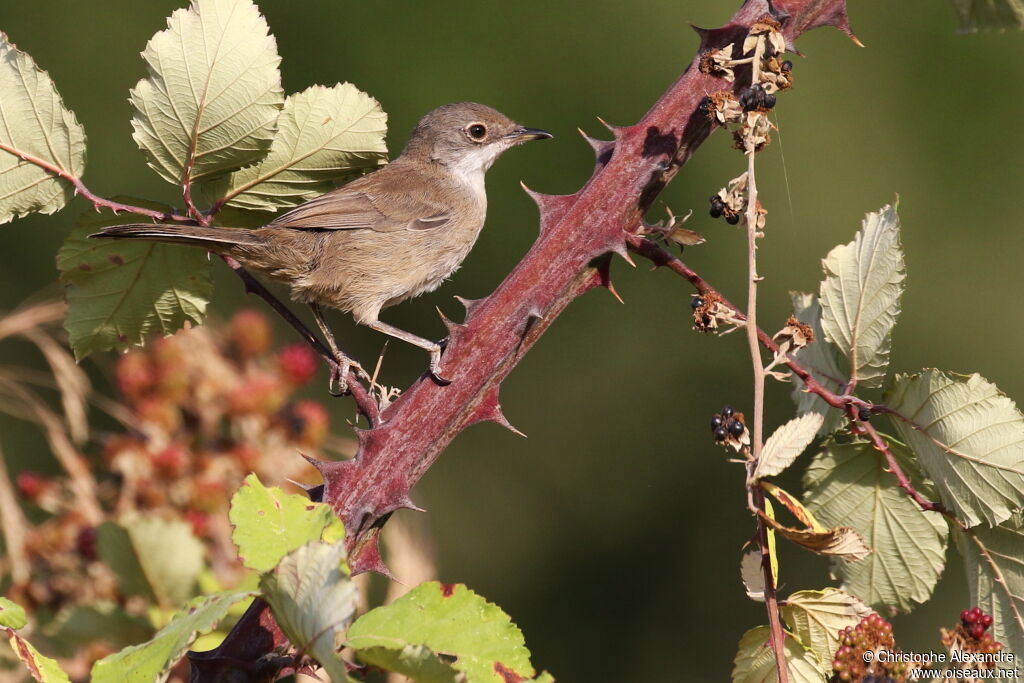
left=195, top=0, right=857, bottom=673
left=0, top=141, right=189, bottom=223
left=628, top=237, right=952, bottom=517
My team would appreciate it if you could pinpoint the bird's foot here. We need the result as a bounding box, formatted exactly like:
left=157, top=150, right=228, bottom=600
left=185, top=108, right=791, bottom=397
left=427, top=343, right=452, bottom=386
left=327, top=356, right=365, bottom=396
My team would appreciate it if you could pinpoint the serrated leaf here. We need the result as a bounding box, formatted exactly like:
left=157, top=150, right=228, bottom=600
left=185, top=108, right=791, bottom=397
left=756, top=413, right=825, bottom=479
left=959, top=512, right=1024, bottom=657
left=260, top=541, right=355, bottom=682
left=0, top=597, right=27, bottom=629
left=90, top=591, right=252, bottom=683
left=0, top=32, right=87, bottom=224
left=229, top=473, right=345, bottom=572
left=4, top=629, right=71, bottom=683
left=203, top=84, right=388, bottom=211
left=129, top=0, right=283, bottom=186
left=780, top=589, right=872, bottom=666
left=57, top=203, right=213, bottom=359
left=97, top=516, right=205, bottom=609
left=953, top=0, right=1024, bottom=32
left=731, top=626, right=827, bottom=683
left=789, top=293, right=845, bottom=434
left=803, top=439, right=948, bottom=611
left=347, top=582, right=537, bottom=683
left=818, top=204, right=904, bottom=388
left=886, top=369, right=1024, bottom=527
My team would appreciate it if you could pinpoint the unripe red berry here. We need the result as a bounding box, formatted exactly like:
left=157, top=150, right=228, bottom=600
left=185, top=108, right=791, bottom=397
left=277, top=344, right=318, bottom=385
left=152, top=444, right=189, bottom=477
left=230, top=309, right=273, bottom=358
left=116, top=351, right=154, bottom=399
left=16, top=471, right=48, bottom=501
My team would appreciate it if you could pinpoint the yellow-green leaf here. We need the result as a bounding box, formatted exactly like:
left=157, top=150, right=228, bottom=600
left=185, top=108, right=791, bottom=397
left=204, top=83, right=388, bottom=211
left=0, top=32, right=86, bottom=224
left=57, top=203, right=213, bottom=359
left=818, top=204, right=904, bottom=388
left=804, top=439, right=948, bottom=611
left=129, top=0, right=283, bottom=186
left=780, top=588, right=872, bottom=666
left=229, top=473, right=345, bottom=572
left=731, top=626, right=826, bottom=683
left=959, top=512, right=1024, bottom=657
left=260, top=541, right=355, bottom=681
left=886, top=370, right=1024, bottom=527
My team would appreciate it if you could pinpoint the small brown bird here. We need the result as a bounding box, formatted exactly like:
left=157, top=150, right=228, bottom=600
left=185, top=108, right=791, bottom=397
left=93, top=102, right=552, bottom=391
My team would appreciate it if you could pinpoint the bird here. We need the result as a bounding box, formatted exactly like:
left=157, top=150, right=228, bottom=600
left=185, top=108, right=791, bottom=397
left=92, top=102, right=553, bottom=393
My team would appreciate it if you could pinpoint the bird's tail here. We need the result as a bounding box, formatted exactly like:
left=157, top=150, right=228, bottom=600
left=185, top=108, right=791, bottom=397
left=90, top=223, right=265, bottom=251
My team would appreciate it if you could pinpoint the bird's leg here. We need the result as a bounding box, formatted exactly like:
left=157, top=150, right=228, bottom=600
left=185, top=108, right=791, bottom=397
left=365, top=319, right=451, bottom=385
left=310, top=304, right=362, bottom=396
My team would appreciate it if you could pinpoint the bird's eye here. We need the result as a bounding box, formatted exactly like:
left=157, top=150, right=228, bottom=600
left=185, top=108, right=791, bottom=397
left=466, top=123, right=487, bottom=141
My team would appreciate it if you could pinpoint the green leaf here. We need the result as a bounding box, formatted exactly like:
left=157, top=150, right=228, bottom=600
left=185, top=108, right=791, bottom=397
left=355, top=644, right=463, bottom=683
left=44, top=603, right=153, bottom=653
left=203, top=84, right=388, bottom=211
left=886, top=369, right=1024, bottom=527
left=818, top=204, right=904, bottom=388
left=959, top=512, right=1024, bottom=657
left=803, top=439, right=948, bottom=612
left=4, top=630, right=72, bottom=683
left=260, top=541, right=356, bottom=682
left=347, top=582, right=538, bottom=683
left=755, top=413, right=825, bottom=479
left=953, top=0, right=1024, bottom=32
left=780, top=588, right=872, bottom=667
left=0, top=597, right=27, bottom=630
left=731, top=626, right=826, bottom=683
left=229, top=473, right=345, bottom=572
left=0, top=32, right=87, bottom=224
left=91, top=591, right=252, bottom=683
left=129, top=0, right=283, bottom=186
left=97, top=516, right=205, bottom=609
left=57, top=203, right=213, bottom=359
left=788, top=292, right=845, bottom=434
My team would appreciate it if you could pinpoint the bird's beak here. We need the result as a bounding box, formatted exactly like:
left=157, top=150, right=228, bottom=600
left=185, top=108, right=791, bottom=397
left=507, top=127, right=554, bottom=143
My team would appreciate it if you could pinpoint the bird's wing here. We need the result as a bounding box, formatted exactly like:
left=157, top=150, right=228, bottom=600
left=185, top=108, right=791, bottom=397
left=266, top=171, right=452, bottom=233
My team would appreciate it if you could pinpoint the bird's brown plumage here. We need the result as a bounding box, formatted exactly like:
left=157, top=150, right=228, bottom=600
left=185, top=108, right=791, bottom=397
left=91, top=102, right=552, bottom=382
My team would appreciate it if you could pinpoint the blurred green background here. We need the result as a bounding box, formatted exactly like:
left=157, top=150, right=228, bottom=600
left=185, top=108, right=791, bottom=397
left=1, top=1, right=1023, bottom=679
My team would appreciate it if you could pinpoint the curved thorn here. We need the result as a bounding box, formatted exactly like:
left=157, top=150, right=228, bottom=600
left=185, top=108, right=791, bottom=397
left=606, top=280, right=625, bottom=305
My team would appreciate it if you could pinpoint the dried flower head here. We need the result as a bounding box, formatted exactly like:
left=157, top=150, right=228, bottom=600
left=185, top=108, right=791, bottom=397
left=691, top=291, right=743, bottom=333
left=699, top=44, right=738, bottom=81
left=773, top=317, right=815, bottom=356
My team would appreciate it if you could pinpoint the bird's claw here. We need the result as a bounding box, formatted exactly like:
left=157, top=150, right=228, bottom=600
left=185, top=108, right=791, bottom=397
left=327, top=356, right=366, bottom=396
left=328, top=359, right=350, bottom=396
left=427, top=345, right=451, bottom=386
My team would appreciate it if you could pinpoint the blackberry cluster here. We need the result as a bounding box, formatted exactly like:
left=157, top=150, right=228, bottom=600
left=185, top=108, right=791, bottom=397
left=709, top=195, right=741, bottom=224
left=710, top=405, right=746, bottom=444
left=739, top=83, right=776, bottom=112
left=958, top=607, right=1002, bottom=653
left=830, top=613, right=907, bottom=682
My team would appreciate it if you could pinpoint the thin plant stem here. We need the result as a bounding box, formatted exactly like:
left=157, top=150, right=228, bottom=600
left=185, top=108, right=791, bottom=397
left=743, top=135, right=788, bottom=683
